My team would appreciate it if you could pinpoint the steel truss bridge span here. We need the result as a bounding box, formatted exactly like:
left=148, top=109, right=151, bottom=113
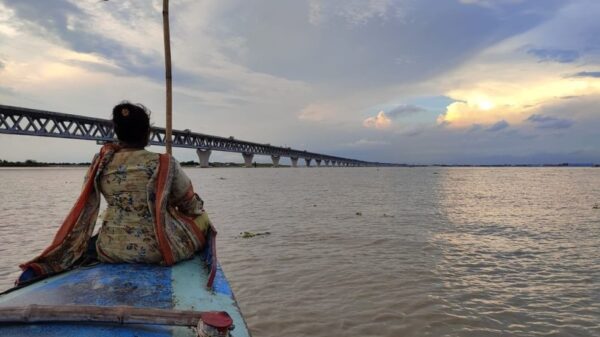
left=0, top=104, right=395, bottom=167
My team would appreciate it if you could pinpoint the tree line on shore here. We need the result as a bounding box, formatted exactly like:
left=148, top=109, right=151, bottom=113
left=0, top=159, right=91, bottom=167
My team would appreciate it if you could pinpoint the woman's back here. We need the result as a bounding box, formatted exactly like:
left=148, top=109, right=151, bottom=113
left=16, top=102, right=210, bottom=286
left=97, top=149, right=162, bottom=263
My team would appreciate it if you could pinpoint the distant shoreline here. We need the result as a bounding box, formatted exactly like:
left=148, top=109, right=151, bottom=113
left=0, top=159, right=598, bottom=168
left=0, top=160, right=90, bottom=167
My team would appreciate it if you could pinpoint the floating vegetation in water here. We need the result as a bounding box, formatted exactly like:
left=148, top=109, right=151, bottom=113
left=239, top=231, right=271, bottom=239
left=356, top=212, right=362, bottom=216
left=383, top=213, right=395, bottom=218
left=218, top=177, right=226, bottom=180
left=593, top=204, right=599, bottom=209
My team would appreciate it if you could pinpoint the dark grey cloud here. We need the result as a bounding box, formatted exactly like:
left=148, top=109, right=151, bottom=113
left=526, top=114, right=574, bottom=129
left=527, top=48, right=580, bottom=63
left=387, top=104, right=426, bottom=118
left=569, top=71, right=600, bottom=78
left=230, top=0, right=564, bottom=87
left=1, top=0, right=236, bottom=89
left=0, top=0, right=83, bottom=33
left=405, top=129, right=424, bottom=137
left=486, top=120, right=509, bottom=132
left=1, top=0, right=166, bottom=81
left=468, top=124, right=484, bottom=132
left=0, top=59, right=4, bottom=70
left=0, top=0, right=568, bottom=90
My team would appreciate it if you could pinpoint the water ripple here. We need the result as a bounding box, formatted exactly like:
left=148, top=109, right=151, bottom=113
left=1, top=167, right=599, bottom=337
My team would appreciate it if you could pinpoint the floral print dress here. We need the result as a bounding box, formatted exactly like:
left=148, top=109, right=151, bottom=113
left=96, top=149, right=206, bottom=264
left=18, top=144, right=212, bottom=286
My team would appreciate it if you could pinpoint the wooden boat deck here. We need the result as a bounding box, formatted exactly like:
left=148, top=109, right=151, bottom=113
left=0, top=256, right=251, bottom=337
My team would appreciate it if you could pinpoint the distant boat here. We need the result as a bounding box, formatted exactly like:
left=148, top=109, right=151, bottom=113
left=0, top=252, right=251, bottom=337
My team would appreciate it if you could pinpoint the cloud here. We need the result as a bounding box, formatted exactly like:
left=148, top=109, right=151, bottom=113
left=433, top=0, right=600, bottom=132
left=569, top=71, right=600, bottom=78
left=234, top=0, right=563, bottom=90
left=363, top=111, right=391, bottom=129
left=486, top=120, right=509, bottom=132
left=526, top=114, right=574, bottom=129
left=345, top=138, right=391, bottom=147
left=468, top=124, right=484, bottom=132
left=298, top=103, right=337, bottom=121
left=358, top=104, right=427, bottom=129
left=436, top=76, right=599, bottom=128
left=459, top=0, right=487, bottom=4
left=436, top=53, right=600, bottom=128
left=459, top=0, right=525, bottom=8
left=308, top=0, right=394, bottom=26
left=0, top=0, right=312, bottom=111
left=0, top=1, right=166, bottom=82
left=527, top=48, right=580, bottom=63
left=386, top=104, right=426, bottom=118
left=403, top=128, right=424, bottom=137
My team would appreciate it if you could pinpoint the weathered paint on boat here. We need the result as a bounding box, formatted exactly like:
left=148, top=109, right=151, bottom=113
left=0, top=256, right=251, bottom=337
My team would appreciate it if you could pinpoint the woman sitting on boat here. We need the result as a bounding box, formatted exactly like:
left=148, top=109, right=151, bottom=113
left=18, top=102, right=212, bottom=284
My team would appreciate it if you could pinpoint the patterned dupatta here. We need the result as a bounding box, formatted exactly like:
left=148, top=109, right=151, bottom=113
left=17, top=144, right=217, bottom=289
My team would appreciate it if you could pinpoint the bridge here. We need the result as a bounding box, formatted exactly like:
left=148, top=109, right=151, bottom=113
left=0, top=104, right=397, bottom=167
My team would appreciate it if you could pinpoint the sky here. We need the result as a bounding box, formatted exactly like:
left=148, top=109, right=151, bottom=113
left=0, top=0, right=599, bottom=165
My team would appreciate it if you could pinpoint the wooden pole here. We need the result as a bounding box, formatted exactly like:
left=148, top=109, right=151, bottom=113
left=0, top=304, right=209, bottom=326
left=162, top=0, right=173, bottom=155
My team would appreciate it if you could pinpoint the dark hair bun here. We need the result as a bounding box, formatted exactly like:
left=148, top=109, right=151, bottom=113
left=112, top=101, right=151, bottom=147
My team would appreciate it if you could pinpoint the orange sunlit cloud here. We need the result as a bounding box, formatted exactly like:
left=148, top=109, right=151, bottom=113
left=437, top=76, right=600, bottom=128
left=363, top=111, right=392, bottom=129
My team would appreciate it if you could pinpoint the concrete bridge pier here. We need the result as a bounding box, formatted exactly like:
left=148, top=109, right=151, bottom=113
left=196, top=149, right=211, bottom=168
left=305, top=158, right=312, bottom=167
left=242, top=152, right=254, bottom=168
left=290, top=156, right=299, bottom=167
left=331, top=160, right=336, bottom=167
left=316, top=159, right=322, bottom=167
left=271, top=155, right=280, bottom=167
left=324, top=160, right=330, bottom=166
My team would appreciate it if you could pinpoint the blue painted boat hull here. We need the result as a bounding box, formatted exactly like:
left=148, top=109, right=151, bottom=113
left=0, top=256, right=251, bottom=337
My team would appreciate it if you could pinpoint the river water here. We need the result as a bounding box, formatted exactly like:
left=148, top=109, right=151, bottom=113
left=0, top=167, right=599, bottom=336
